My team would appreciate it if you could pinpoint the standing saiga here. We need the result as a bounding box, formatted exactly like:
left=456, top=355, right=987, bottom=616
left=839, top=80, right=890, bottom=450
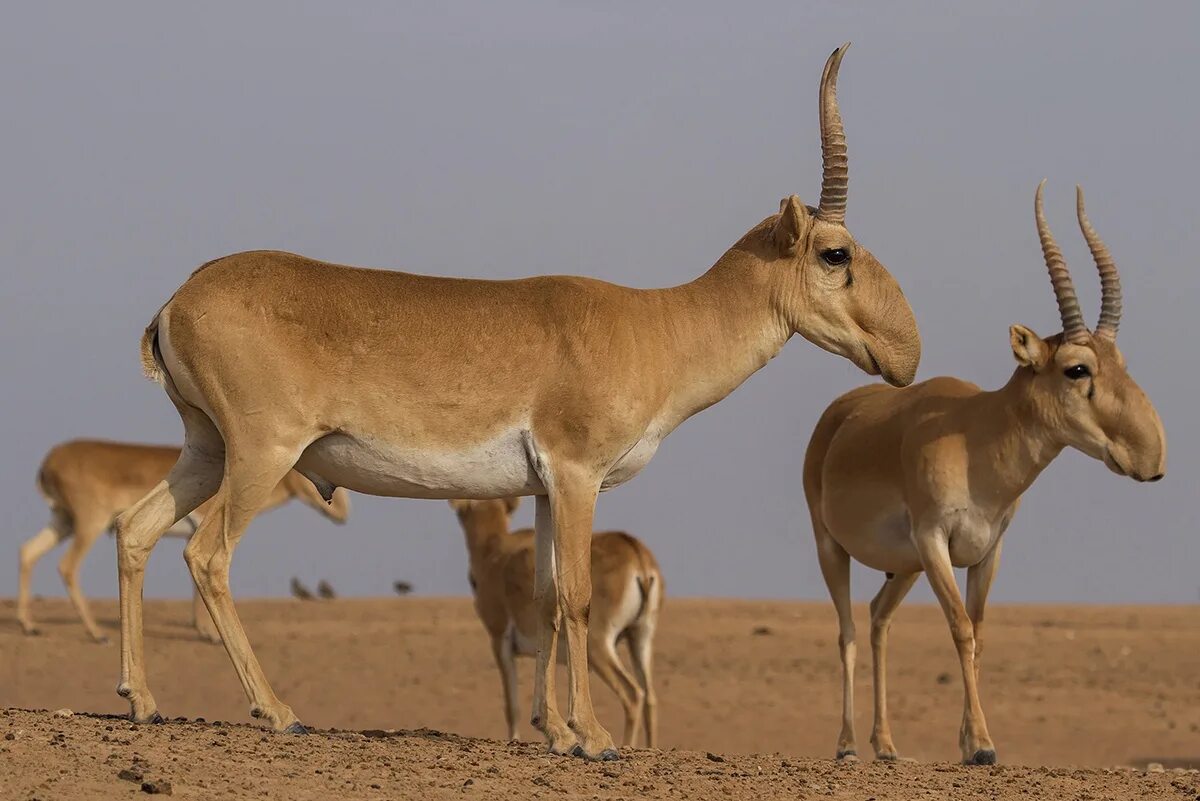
left=450, top=498, right=662, bottom=748
left=17, top=439, right=349, bottom=643
left=115, top=43, right=921, bottom=760
left=802, top=181, right=1165, bottom=765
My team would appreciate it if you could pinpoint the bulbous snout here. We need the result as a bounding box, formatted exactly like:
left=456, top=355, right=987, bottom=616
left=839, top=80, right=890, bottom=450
left=1103, top=390, right=1166, bottom=483
left=862, top=275, right=921, bottom=387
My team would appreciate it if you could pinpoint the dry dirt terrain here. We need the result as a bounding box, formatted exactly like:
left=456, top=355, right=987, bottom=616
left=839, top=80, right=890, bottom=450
left=1, top=597, right=1197, bottom=800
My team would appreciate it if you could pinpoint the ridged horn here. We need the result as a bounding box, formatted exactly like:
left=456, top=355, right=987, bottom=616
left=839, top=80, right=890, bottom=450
left=1035, top=180, right=1089, bottom=344
left=817, top=43, right=850, bottom=224
left=1076, top=185, right=1122, bottom=341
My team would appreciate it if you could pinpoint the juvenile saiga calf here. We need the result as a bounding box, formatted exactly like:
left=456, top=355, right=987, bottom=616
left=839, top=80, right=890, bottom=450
left=803, top=182, right=1165, bottom=765
left=450, top=498, right=662, bottom=748
left=18, top=439, right=349, bottom=642
left=115, top=43, right=921, bottom=760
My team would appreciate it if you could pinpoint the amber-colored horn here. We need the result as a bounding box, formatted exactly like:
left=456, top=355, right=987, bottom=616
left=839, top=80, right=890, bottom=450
left=817, top=43, right=850, bottom=224
left=1076, top=185, right=1122, bottom=341
left=1035, top=181, right=1089, bottom=344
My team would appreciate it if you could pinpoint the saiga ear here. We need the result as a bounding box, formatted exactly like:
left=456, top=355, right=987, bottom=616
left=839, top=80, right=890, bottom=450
left=1010, top=324, right=1050, bottom=370
left=773, top=195, right=812, bottom=255
left=503, top=497, right=521, bottom=516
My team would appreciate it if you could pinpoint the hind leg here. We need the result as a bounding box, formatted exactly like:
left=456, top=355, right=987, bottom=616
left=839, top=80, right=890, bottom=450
left=116, top=422, right=223, bottom=723
left=868, top=572, right=919, bottom=760
left=588, top=630, right=644, bottom=747
left=184, top=436, right=307, bottom=730
left=192, top=583, right=221, bottom=644
left=57, top=513, right=111, bottom=643
left=17, top=513, right=70, bottom=635
left=625, top=587, right=660, bottom=748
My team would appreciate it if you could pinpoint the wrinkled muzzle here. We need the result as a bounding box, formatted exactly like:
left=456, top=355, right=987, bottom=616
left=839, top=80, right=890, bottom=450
left=1104, top=388, right=1166, bottom=483
left=859, top=265, right=921, bottom=387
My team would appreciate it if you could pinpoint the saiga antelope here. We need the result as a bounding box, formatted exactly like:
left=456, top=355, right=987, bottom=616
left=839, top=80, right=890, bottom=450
left=450, top=498, right=662, bottom=748
left=803, top=182, right=1165, bottom=765
left=18, top=439, right=349, bottom=643
left=115, top=43, right=921, bottom=760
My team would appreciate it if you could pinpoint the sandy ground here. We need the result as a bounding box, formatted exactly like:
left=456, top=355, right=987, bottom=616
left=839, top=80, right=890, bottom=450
left=1, top=597, right=1198, bottom=800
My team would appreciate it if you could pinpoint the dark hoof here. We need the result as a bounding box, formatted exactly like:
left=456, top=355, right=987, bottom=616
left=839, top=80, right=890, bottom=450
left=967, top=749, right=997, bottom=766
left=570, top=745, right=585, bottom=758
left=875, top=753, right=898, bottom=762
left=835, top=750, right=858, bottom=762
left=597, top=749, right=621, bottom=762
left=284, top=722, right=309, bottom=735
left=148, top=712, right=165, bottom=725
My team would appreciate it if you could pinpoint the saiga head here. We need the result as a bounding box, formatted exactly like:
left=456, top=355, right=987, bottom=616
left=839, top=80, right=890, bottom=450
left=284, top=472, right=352, bottom=523
left=1009, top=181, right=1166, bottom=482
left=449, top=498, right=521, bottom=537
left=756, top=44, right=921, bottom=386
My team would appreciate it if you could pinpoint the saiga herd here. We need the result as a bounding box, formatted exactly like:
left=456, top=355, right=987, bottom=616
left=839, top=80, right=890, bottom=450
left=13, top=44, right=1166, bottom=767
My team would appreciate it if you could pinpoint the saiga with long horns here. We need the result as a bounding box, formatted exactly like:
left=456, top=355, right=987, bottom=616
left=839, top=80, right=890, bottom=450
left=114, top=43, right=921, bottom=760
left=802, top=182, right=1165, bottom=765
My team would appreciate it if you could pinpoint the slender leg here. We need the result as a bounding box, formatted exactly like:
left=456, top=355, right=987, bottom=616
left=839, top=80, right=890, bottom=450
left=117, top=445, right=223, bottom=723
left=965, top=538, right=1003, bottom=697
left=530, top=494, right=576, bottom=754
left=57, top=515, right=111, bottom=643
left=549, top=473, right=616, bottom=760
left=914, top=528, right=996, bottom=765
left=588, top=630, right=644, bottom=747
left=192, top=583, right=221, bottom=644
left=17, top=515, right=68, bottom=635
left=184, top=440, right=305, bottom=731
left=491, top=632, right=520, bottom=741
left=626, top=584, right=660, bottom=749
left=813, top=520, right=858, bottom=760
left=867, top=572, right=919, bottom=760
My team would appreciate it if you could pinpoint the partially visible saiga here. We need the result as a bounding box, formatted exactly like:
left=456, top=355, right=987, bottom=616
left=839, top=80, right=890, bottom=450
left=17, top=438, right=348, bottom=643
left=803, top=181, right=1165, bottom=765
left=450, top=498, right=662, bottom=748
left=115, top=42, right=921, bottom=760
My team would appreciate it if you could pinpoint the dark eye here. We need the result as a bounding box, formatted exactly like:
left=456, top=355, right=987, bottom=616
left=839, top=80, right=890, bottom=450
left=821, top=248, right=850, bottom=266
left=1063, top=364, right=1091, bottom=380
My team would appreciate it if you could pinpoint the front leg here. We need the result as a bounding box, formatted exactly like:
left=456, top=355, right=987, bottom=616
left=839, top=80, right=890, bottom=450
left=530, top=495, right=577, bottom=755
left=548, top=470, right=618, bottom=760
left=965, top=537, right=1003, bottom=698
left=913, top=527, right=996, bottom=765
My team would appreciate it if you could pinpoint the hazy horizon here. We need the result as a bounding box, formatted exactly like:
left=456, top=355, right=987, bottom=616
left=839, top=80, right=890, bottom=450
left=3, top=2, right=1197, bottom=607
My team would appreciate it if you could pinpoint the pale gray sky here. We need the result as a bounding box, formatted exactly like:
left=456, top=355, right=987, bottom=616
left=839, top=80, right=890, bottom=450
left=2, top=2, right=1197, bottom=605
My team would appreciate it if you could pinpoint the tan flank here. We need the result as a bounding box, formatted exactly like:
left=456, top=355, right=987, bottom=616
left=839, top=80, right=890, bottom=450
left=802, top=182, right=1166, bottom=765
left=18, top=439, right=349, bottom=642
left=450, top=498, right=662, bottom=748
left=113, top=43, right=920, bottom=759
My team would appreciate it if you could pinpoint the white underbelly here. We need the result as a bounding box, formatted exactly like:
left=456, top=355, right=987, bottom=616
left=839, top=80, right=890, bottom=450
left=297, top=430, right=544, bottom=500
left=601, top=431, right=662, bottom=490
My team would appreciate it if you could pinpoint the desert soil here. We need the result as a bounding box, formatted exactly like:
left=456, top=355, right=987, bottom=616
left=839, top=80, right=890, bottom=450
left=1, top=597, right=1197, bottom=800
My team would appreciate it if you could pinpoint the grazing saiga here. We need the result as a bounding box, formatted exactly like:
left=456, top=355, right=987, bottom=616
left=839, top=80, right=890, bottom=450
left=115, top=43, right=921, bottom=759
left=450, top=498, right=662, bottom=748
left=802, top=182, right=1165, bottom=765
left=18, top=439, right=349, bottom=643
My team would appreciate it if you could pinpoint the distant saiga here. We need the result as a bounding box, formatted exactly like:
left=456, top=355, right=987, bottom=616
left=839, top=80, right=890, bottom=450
left=115, top=43, right=920, bottom=760
left=450, top=498, right=662, bottom=748
left=17, top=439, right=349, bottom=642
left=803, top=182, right=1165, bottom=765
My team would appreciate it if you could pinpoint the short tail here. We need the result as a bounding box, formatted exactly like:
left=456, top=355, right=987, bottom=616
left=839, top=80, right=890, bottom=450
left=140, top=317, right=165, bottom=385
left=626, top=536, right=663, bottom=623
